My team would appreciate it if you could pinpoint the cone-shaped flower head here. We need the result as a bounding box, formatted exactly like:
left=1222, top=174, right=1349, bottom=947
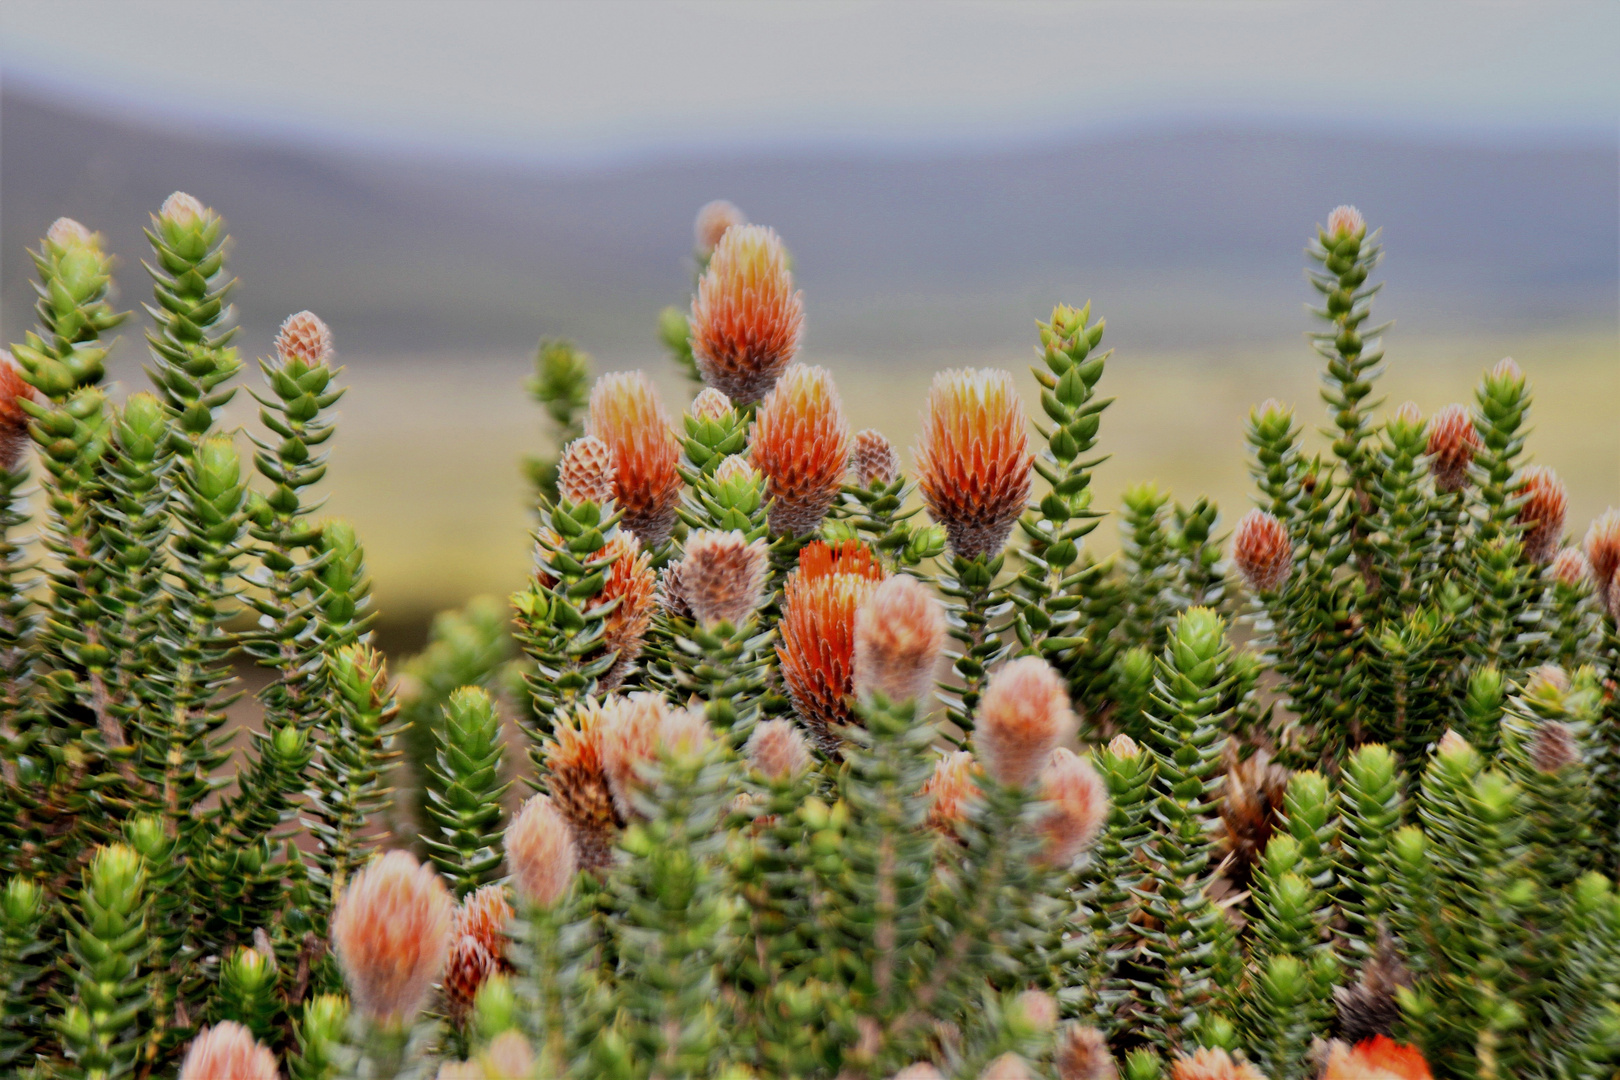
left=1425, top=403, right=1480, bottom=494
left=0, top=352, right=37, bottom=471
left=678, top=529, right=770, bottom=626
left=557, top=434, right=617, bottom=506
left=599, top=693, right=672, bottom=819
left=1322, top=1036, right=1432, bottom=1080
left=1515, top=465, right=1567, bottom=564
left=853, top=427, right=900, bottom=487
left=751, top=363, right=852, bottom=536
left=690, top=385, right=734, bottom=421
left=694, top=199, right=747, bottom=258
left=980, top=1055, right=1036, bottom=1080
left=1232, top=508, right=1292, bottom=592
left=443, top=884, right=514, bottom=1024
left=915, top=368, right=1033, bottom=559
left=977, top=656, right=1075, bottom=789
left=332, top=850, right=455, bottom=1026
left=599, top=532, right=657, bottom=689
left=544, top=704, right=622, bottom=872
left=1551, top=546, right=1592, bottom=589
left=159, top=190, right=207, bottom=227
left=1583, top=508, right=1620, bottom=613
left=1036, top=747, right=1109, bottom=867
left=689, top=224, right=804, bottom=403
left=1056, top=1024, right=1117, bottom=1080
left=506, top=795, right=578, bottom=907
left=778, top=539, right=887, bottom=752
left=854, top=574, right=946, bottom=707
left=275, top=310, right=334, bottom=366
left=586, top=371, right=682, bottom=546
left=923, top=750, right=982, bottom=837
left=1327, top=205, right=1366, bottom=239
left=1169, top=1048, right=1266, bottom=1080
left=178, top=1022, right=279, bottom=1080
left=746, top=718, right=813, bottom=781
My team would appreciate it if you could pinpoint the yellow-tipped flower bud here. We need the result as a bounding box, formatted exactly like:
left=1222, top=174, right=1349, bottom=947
left=976, top=657, right=1075, bottom=789
left=854, top=575, right=946, bottom=708
left=694, top=199, right=746, bottom=259
left=274, top=310, right=334, bottom=366
left=557, top=434, right=617, bottom=505
left=678, top=529, right=770, bottom=627
left=751, top=363, right=852, bottom=536
left=915, top=368, right=1033, bottom=559
left=1327, top=204, right=1365, bottom=239
left=1426, top=404, right=1480, bottom=494
left=178, top=1021, right=279, bottom=1080
left=689, top=223, right=803, bottom=403
left=506, top=795, right=579, bottom=906
left=586, top=371, right=682, bottom=547
left=1232, top=508, right=1293, bottom=593
left=746, top=718, right=813, bottom=781
left=1515, top=465, right=1567, bottom=565
left=331, top=850, right=455, bottom=1027
left=1035, top=748, right=1109, bottom=867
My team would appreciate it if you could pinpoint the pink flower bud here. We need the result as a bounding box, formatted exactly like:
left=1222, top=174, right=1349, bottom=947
left=1551, top=546, right=1591, bottom=589
left=976, top=657, right=1075, bottom=788
left=694, top=199, right=746, bottom=258
left=557, top=435, right=617, bottom=505
left=1583, top=509, right=1620, bottom=614
left=331, top=850, right=455, bottom=1026
left=1014, top=989, right=1058, bottom=1031
left=746, top=718, right=813, bottom=781
left=854, top=575, right=946, bottom=708
left=1035, top=748, right=1110, bottom=867
left=980, top=1054, right=1036, bottom=1080
left=678, top=529, right=770, bottom=626
left=1056, top=1024, right=1118, bottom=1080
left=922, top=750, right=982, bottom=837
left=159, top=191, right=207, bottom=227
left=45, top=217, right=93, bottom=248
left=1327, top=205, right=1365, bottom=239
left=275, top=310, right=334, bottom=365
left=690, top=386, right=734, bottom=420
left=1170, top=1047, right=1266, bottom=1080
left=506, top=795, right=579, bottom=906
left=178, top=1022, right=279, bottom=1080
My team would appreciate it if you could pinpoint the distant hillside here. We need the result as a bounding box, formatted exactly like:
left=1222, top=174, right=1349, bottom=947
left=3, top=86, right=1615, bottom=361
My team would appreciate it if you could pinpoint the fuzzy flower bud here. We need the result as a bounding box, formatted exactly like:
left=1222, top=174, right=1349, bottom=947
left=557, top=435, right=617, bottom=505
left=689, top=224, right=804, bottom=403
left=690, top=386, right=734, bottom=421
left=981, top=1055, right=1036, bottom=1080
left=778, top=540, right=887, bottom=752
left=694, top=199, right=747, bottom=258
left=1436, top=728, right=1473, bottom=759
left=274, top=310, right=334, bottom=366
left=545, top=705, right=620, bottom=871
left=1322, top=1036, right=1432, bottom=1080
left=1169, top=1048, right=1266, bottom=1080
left=1036, top=747, right=1110, bottom=867
left=1232, top=508, right=1292, bottom=592
left=923, top=750, right=982, bottom=837
left=751, top=363, right=852, bottom=536
left=586, top=371, right=682, bottom=546
left=853, top=427, right=900, bottom=487
left=0, top=353, right=38, bottom=471
left=1551, top=546, right=1591, bottom=589
left=506, top=795, right=579, bottom=906
left=678, top=529, right=769, bottom=626
left=1056, top=1024, right=1117, bottom=1080
left=1107, top=733, right=1140, bottom=758
left=1327, top=205, right=1365, bottom=239
left=1583, top=509, right=1620, bottom=614
left=915, top=368, right=1034, bottom=559
left=331, top=850, right=455, bottom=1026
left=976, top=657, right=1075, bottom=788
left=159, top=190, right=207, bottom=227
left=854, top=575, right=946, bottom=707
left=1013, top=989, right=1058, bottom=1032
left=45, top=217, right=96, bottom=249
left=178, top=1021, right=279, bottom=1080
left=892, top=1067, right=946, bottom=1080
left=746, top=718, right=813, bottom=781
left=1514, top=465, right=1567, bottom=564
left=598, top=694, right=668, bottom=821
left=1425, top=404, right=1480, bottom=494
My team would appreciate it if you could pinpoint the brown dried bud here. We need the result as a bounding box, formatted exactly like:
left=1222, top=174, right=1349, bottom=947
left=678, top=529, right=770, bottom=626
left=694, top=199, right=746, bottom=258
left=506, top=795, right=579, bottom=907
left=690, top=386, right=734, bottom=421
left=275, top=310, right=335, bottom=366
left=657, top=562, right=693, bottom=620
left=0, top=353, right=38, bottom=472
left=1332, top=931, right=1413, bottom=1045
left=1515, top=465, right=1567, bottom=565
left=1035, top=748, right=1109, bottom=867
left=853, top=427, right=900, bottom=487
left=331, top=850, right=455, bottom=1025
left=922, top=750, right=981, bottom=837
left=179, top=1022, right=279, bottom=1080
left=1327, top=205, right=1365, bottom=239
left=1169, top=1047, right=1265, bottom=1080
left=159, top=191, right=207, bottom=226
left=746, top=718, right=813, bottom=781
left=1531, top=721, right=1580, bottom=774
left=557, top=435, right=617, bottom=505
left=853, top=575, right=946, bottom=708
left=977, top=657, right=1075, bottom=789
left=1426, top=404, right=1480, bottom=493
left=1056, top=1024, right=1118, bottom=1080
left=1220, top=748, right=1290, bottom=888
left=1232, top=508, right=1292, bottom=592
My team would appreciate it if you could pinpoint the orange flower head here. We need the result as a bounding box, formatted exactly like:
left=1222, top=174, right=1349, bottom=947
left=331, top=850, right=455, bottom=1026
left=1322, top=1036, right=1432, bottom=1080
left=1327, top=205, right=1366, bottom=239
left=1233, top=509, right=1293, bottom=593
left=854, top=574, right=946, bottom=708
left=1055, top=1024, right=1117, bottom=1080
left=178, top=1022, right=279, bottom=1080
left=159, top=190, right=207, bottom=227
left=853, top=427, right=899, bottom=487
left=746, top=718, right=813, bottom=781
left=1425, top=404, right=1479, bottom=494
left=694, top=199, right=747, bottom=258
left=915, top=368, right=1033, bottom=559
left=1551, top=546, right=1591, bottom=589
left=778, top=539, right=887, bottom=753
left=678, top=529, right=770, bottom=626
left=1036, top=747, right=1109, bottom=867
left=1169, top=1047, right=1266, bottom=1080
left=456, top=883, right=513, bottom=957
left=505, top=794, right=578, bottom=907
left=545, top=704, right=622, bottom=871
left=558, top=434, right=618, bottom=506
left=689, top=224, right=804, bottom=403
left=275, top=310, right=334, bottom=366
left=586, top=371, right=682, bottom=546
left=1583, top=508, right=1620, bottom=613
left=976, top=656, right=1075, bottom=789
left=1515, top=465, right=1567, bottom=565
left=595, top=531, right=657, bottom=690
left=0, top=352, right=38, bottom=471
left=922, top=750, right=982, bottom=837
left=690, top=385, right=734, bottom=421
left=751, top=363, right=852, bottom=536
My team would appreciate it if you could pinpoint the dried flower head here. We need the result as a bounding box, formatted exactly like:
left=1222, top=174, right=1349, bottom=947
left=854, top=575, right=946, bottom=708
left=331, top=850, right=455, bottom=1026
left=1322, top=1036, right=1432, bottom=1080
left=1232, top=508, right=1293, bottom=593
left=1583, top=509, right=1620, bottom=613
left=690, top=385, right=734, bottom=421
left=1334, top=930, right=1411, bottom=1043
left=923, top=750, right=982, bottom=837
left=159, top=190, right=207, bottom=227
left=1220, top=748, right=1290, bottom=887
left=1055, top=1024, right=1117, bottom=1080
left=178, top=1021, right=279, bottom=1080
left=557, top=435, right=618, bottom=505
left=746, top=718, right=813, bottom=781
left=1425, top=404, right=1480, bottom=494
left=1531, top=720, right=1580, bottom=774
left=689, top=224, right=804, bottom=403
left=1169, top=1047, right=1266, bottom=1080
left=1515, top=465, right=1567, bottom=564
left=45, top=217, right=94, bottom=248
left=694, top=199, right=747, bottom=258
left=0, top=353, right=38, bottom=471
left=275, top=310, right=334, bottom=365
left=853, top=427, right=900, bottom=487
left=915, top=368, right=1034, bottom=559
left=751, top=364, right=852, bottom=536
left=545, top=706, right=622, bottom=871
left=976, top=657, right=1075, bottom=789
left=678, top=529, right=770, bottom=626
left=778, top=540, right=887, bottom=753
left=587, top=371, right=682, bottom=546
left=506, top=795, right=579, bottom=906
left=1036, top=747, right=1110, bottom=867
left=1327, top=205, right=1366, bottom=239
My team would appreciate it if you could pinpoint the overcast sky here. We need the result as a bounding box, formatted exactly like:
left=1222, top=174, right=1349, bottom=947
left=3, top=0, right=1618, bottom=164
